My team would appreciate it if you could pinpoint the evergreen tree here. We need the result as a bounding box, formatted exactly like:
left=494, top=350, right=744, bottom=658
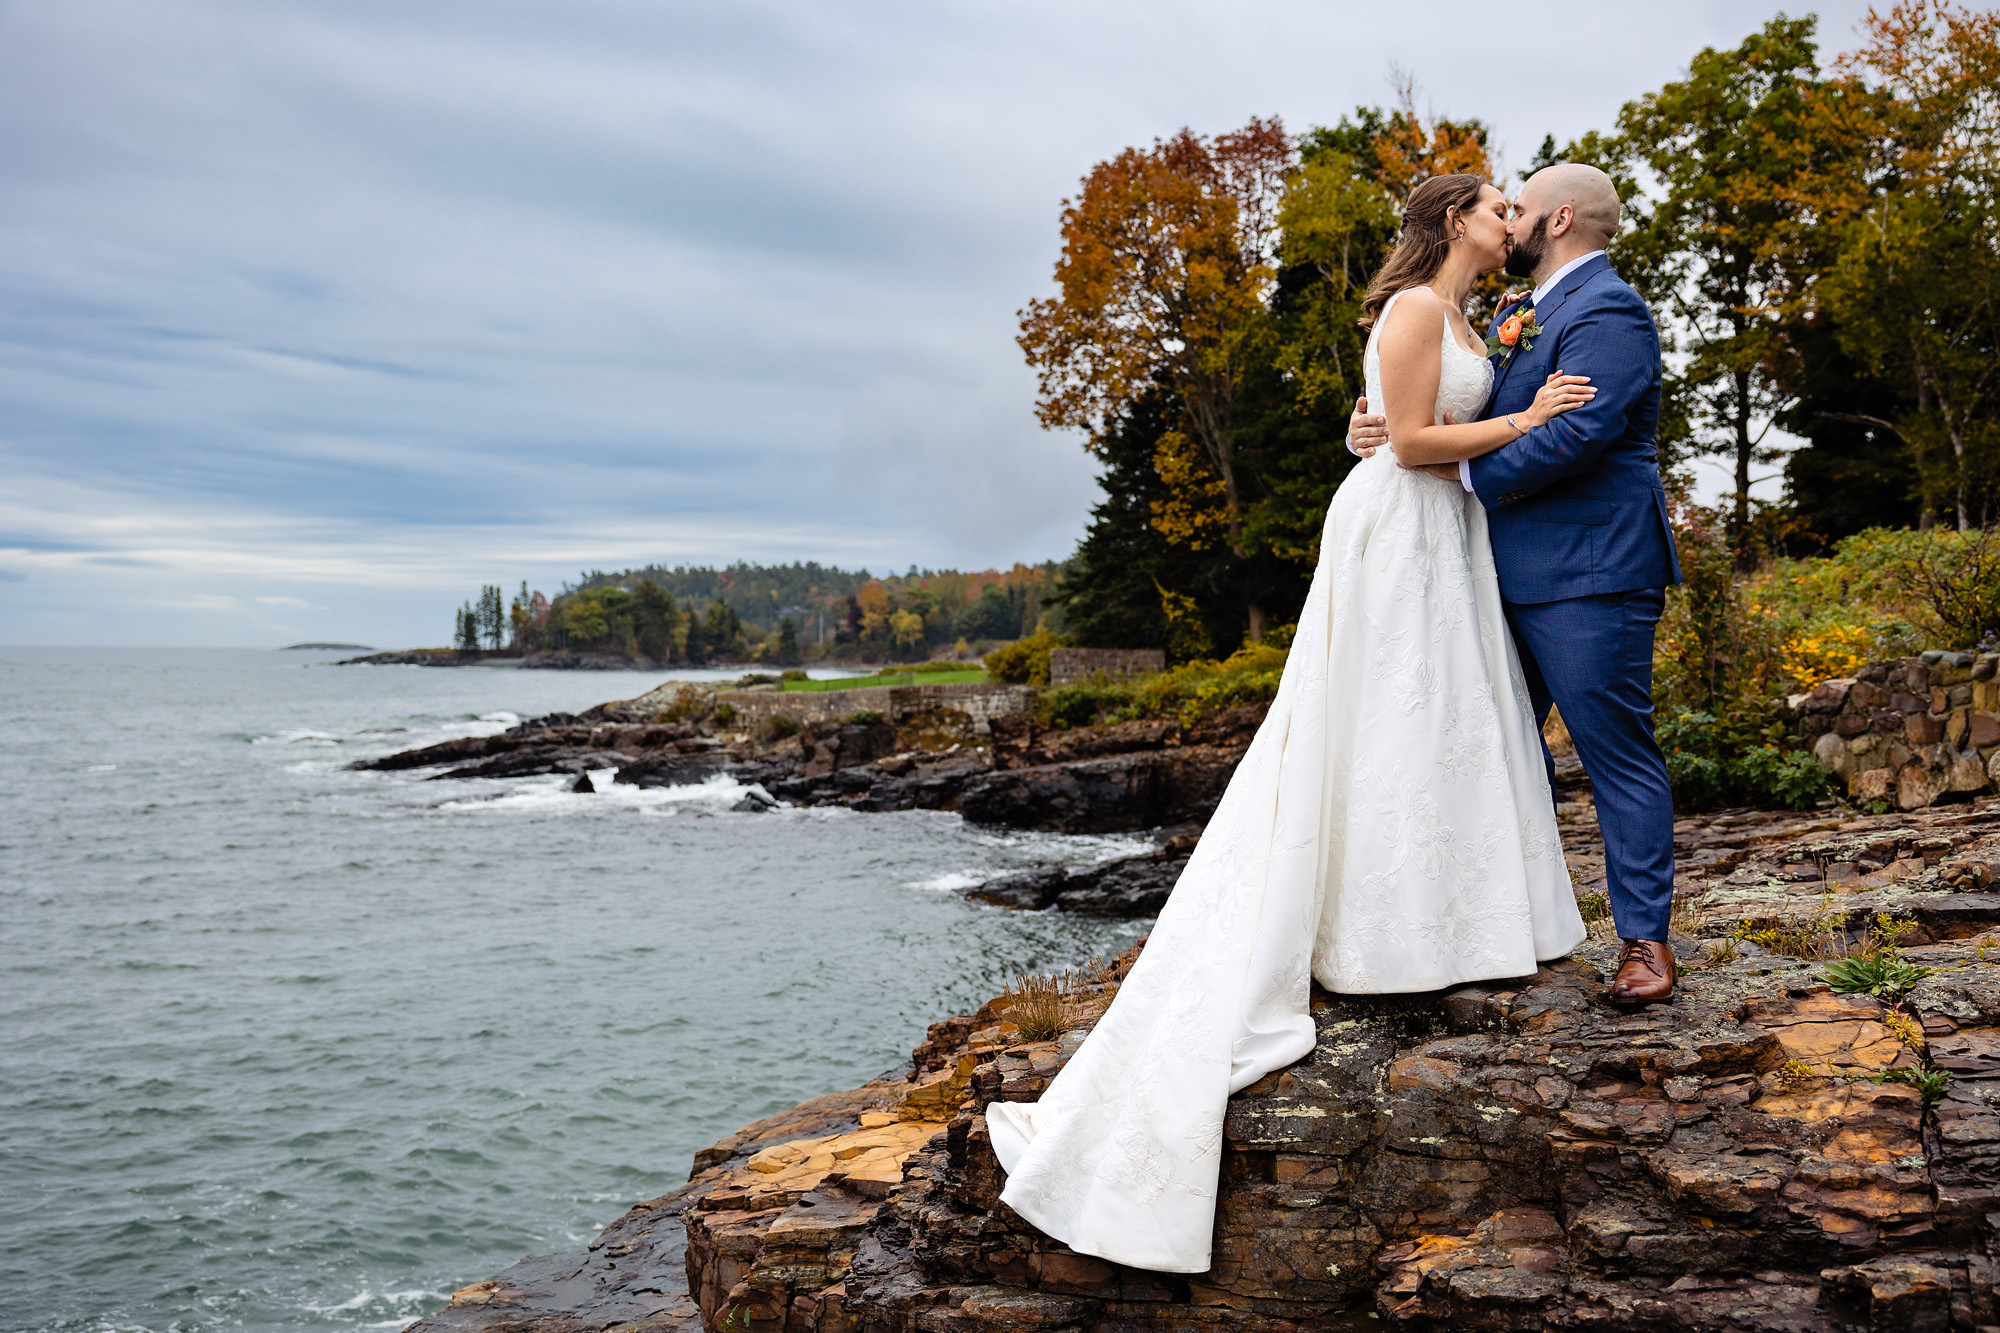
left=775, top=616, right=802, bottom=666
left=682, top=600, right=709, bottom=665
left=454, top=603, right=479, bottom=652
left=632, top=580, right=679, bottom=662
left=704, top=600, right=745, bottom=661
left=478, top=584, right=506, bottom=649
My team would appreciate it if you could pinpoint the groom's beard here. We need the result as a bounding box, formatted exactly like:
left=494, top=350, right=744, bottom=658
left=1504, top=215, right=1550, bottom=281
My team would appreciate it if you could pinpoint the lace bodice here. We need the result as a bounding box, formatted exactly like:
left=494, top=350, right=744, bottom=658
left=1362, top=287, right=1494, bottom=428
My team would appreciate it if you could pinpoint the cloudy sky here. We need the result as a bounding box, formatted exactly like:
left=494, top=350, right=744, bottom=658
left=1, top=0, right=1881, bottom=647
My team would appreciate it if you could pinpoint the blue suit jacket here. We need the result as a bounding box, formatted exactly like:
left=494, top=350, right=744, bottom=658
left=1468, top=254, right=1681, bottom=604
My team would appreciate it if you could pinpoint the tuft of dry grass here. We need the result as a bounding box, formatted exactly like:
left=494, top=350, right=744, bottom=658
left=1004, top=972, right=1067, bottom=1042
left=1004, top=958, right=1126, bottom=1043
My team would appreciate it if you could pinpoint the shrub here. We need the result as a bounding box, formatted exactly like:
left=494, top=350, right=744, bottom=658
left=767, top=713, right=803, bottom=739
left=1037, top=678, right=1139, bottom=729
left=712, top=702, right=738, bottom=725
left=657, top=684, right=712, bottom=722
left=1656, top=706, right=1833, bottom=812
left=844, top=708, right=884, bottom=726
left=780, top=668, right=810, bottom=682
left=984, top=632, right=1061, bottom=685
left=1910, top=525, right=2000, bottom=646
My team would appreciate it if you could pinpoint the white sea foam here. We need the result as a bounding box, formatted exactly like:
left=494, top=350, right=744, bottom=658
left=250, top=728, right=342, bottom=745
left=910, top=871, right=985, bottom=892
left=431, top=771, right=776, bottom=816
left=87, top=763, right=117, bottom=772
left=476, top=711, right=520, bottom=725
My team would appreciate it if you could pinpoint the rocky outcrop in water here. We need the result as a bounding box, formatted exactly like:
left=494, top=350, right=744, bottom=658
left=414, top=798, right=2000, bottom=1333
left=350, top=688, right=1269, bottom=848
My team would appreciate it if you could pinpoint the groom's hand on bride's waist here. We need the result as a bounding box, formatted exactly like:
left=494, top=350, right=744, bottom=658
left=1346, top=396, right=1390, bottom=457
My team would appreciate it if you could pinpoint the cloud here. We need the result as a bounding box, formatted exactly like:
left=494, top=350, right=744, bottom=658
left=0, top=0, right=1885, bottom=645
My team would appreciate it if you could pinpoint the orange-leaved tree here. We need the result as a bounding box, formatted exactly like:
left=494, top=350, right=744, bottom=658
left=1018, top=117, right=1291, bottom=640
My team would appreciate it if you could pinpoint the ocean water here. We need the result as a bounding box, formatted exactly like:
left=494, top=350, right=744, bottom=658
left=0, top=648, right=1150, bottom=1333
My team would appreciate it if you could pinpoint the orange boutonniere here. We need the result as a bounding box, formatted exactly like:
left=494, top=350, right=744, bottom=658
left=1485, top=305, right=1543, bottom=358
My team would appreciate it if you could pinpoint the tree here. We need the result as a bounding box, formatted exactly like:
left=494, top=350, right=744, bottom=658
left=633, top=580, right=679, bottom=662
left=775, top=616, right=802, bottom=666
left=889, top=608, right=926, bottom=659
left=704, top=600, right=746, bottom=661
left=476, top=584, right=506, bottom=649
left=1615, top=17, right=1825, bottom=564
left=1782, top=0, right=2000, bottom=529
left=682, top=600, right=709, bottom=665
left=1018, top=116, right=1291, bottom=639
left=454, top=602, right=479, bottom=653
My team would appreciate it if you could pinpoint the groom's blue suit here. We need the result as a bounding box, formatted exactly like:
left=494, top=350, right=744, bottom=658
left=1469, top=253, right=1682, bottom=942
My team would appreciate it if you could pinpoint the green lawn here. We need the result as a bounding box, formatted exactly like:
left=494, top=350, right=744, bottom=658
left=781, top=669, right=991, bottom=692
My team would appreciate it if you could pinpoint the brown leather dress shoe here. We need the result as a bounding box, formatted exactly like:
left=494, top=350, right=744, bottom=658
left=1608, top=938, right=1676, bottom=1006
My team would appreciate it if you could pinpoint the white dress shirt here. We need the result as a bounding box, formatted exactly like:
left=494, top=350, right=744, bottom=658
left=1457, top=249, right=1608, bottom=491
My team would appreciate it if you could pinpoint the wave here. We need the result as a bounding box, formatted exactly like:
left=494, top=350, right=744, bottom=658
left=909, top=870, right=986, bottom=892
left=429, top=771, right=781, bottom=817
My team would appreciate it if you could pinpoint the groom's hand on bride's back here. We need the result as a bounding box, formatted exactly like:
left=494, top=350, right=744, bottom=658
left=1349, top=397, right=1461, bottom=478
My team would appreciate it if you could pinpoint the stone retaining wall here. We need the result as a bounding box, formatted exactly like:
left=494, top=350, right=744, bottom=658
left=1788, top=649, right=2000, bottom=809
left=1048, top=647, right=1165, bottom=686
left=716, top=682, right=1038, bottom=734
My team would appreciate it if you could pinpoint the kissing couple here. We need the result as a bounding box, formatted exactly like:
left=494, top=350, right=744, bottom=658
left=987, top=163, right=1683, bottom=1274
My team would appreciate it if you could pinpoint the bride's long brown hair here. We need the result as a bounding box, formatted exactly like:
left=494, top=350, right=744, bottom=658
left=1359, top=173, right=1490, bottom=330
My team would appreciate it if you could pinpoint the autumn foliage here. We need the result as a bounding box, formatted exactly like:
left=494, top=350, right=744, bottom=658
left=1038, top=7, right=2000, bottom=659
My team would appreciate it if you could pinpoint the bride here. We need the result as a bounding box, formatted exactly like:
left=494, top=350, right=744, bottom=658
left=986, top=174, right=1594, bottom=1274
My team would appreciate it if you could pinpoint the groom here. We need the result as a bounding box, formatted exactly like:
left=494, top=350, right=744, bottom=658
left=1348, top=163, right=1683, bottom=1005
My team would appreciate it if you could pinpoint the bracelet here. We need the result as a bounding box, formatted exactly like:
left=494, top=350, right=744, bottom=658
left=1507, top=414, right=1525, bottom=437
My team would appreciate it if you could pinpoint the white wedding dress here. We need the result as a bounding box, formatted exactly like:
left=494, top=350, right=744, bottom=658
left=987, top=288, right=1585, bottom=1274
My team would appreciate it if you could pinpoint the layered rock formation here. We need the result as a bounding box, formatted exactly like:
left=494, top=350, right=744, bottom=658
left=415, top=799, right=2000, bottom=1333
left=350, top=689, right=1269, bottom=846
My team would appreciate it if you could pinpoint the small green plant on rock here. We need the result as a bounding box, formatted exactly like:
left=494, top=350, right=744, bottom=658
left=1821, top=951, right=1933, bottom=1005
left=1733, top=892, right=1850, bottom=960
left=1876, top=1064, right=1954, bottom=1105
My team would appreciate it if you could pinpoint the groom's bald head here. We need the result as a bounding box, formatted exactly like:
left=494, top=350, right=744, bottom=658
left=1505, top=163, right=1622, bottom=284
left=1524, top=163, right=1622, bottom=245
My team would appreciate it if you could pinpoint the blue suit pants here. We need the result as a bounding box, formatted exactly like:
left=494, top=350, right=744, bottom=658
left=1504, top=589, right=1676, bottom=942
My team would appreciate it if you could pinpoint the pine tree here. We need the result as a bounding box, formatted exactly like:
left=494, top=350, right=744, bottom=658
left=478, top=585, right=505, bottom=649
left=454, top=603, right=479, bottom=653
left=775, top=616, right=802, bottom=666
left=682, top=600, right=709, bottom=665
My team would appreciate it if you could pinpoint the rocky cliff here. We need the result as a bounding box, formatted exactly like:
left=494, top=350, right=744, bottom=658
left=410, top=797, right=2000, bottom=1333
